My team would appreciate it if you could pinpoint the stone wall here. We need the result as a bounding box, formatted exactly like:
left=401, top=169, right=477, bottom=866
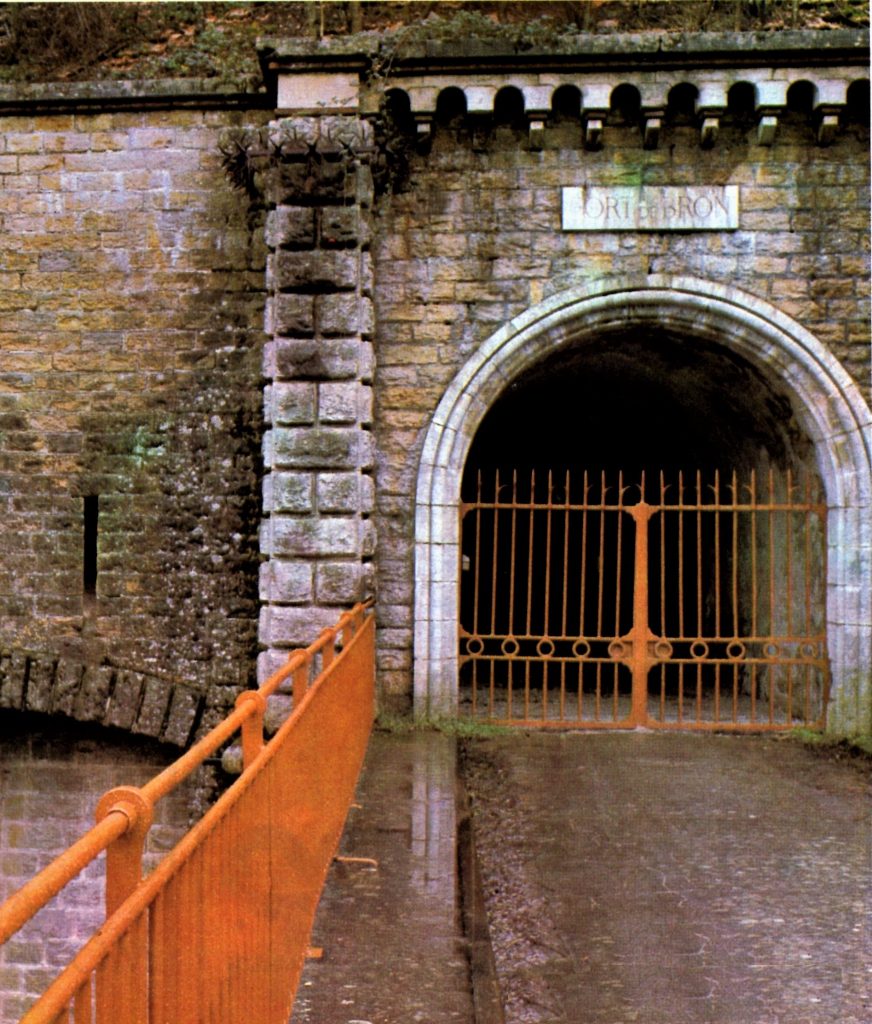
left=0, top=711, right=195, bottom=1021
left=364, top=68, right=870, bottom=709
left=0, top=88, right=270, bottom=736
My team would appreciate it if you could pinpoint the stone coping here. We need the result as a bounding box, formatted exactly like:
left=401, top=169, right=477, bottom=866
left=258, top=28, right=870, bottom=76
left=0, top=76, right=269, bottom=114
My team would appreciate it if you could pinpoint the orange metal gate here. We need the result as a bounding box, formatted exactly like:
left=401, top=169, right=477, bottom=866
left=459, top=470, right=829, bottom=730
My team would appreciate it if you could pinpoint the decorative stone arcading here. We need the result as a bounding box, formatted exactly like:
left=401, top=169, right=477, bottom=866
left=256, top=112, right=376, bottom=683
left=380, top=67, right=866, bottom=149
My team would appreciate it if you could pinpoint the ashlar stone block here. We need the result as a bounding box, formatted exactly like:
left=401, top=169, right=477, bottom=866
left=270, top=338, right=361, bottom=381
left=265, top=206, right=316, bottom=250
left=271, top=471, right=313, bottom=513
left=270, top=516, right=359, bottom=558
left=274, top=250, right=359, bottom=292
left=270, top=382, right=316, bottom=425
left=260, top=559, right=313, bottom=604
left=273, top=427, right=358, bottom=469
left=317, top=472, right=361, bottom=513
left=270, top=294, right=315, bottom=336
left=315, top=561, right=369, bottom=605
left=319, top=381, right=359, bottom=424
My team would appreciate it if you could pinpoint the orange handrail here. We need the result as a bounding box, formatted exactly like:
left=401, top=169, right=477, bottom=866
left=0, top=602, right=375, bottom=1024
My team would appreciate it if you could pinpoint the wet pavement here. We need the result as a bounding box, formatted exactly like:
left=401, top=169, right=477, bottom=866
left=291, top=729, right=870, bottom=1024
left=463, top=732, right=871, bottom=1024
left=291, top=731, right=474, bottom=1024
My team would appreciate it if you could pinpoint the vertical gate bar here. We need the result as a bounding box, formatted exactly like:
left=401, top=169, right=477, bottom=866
left=714, top=662, right=721, bottom=723
left=678, top=470, right=685, bottom=638
left=471, top=658, right=478, bottom=717
left=696, top=470, right=703, bottom=637
left=628, top=489, right=651, bottom=726
left=660, top=472, right=666, bottom=638
left=714, top=469, right=722, bottom=638
left=804, top=475, right=813, bottom=635
left=472, top=471, right=482, bottom=638
left=750, top=469, right=759, bottom=638
left=595, top=661, right=602, bottom=720
left=489, top=469, right=499, bottom=637
left=659, top=662, right=666, bottom=723
left=525, top=469, right=536, bottom=637
left=786, top=662, right=794, bottom=722
left=508, top=470, right=518, bottom=637
left=578, top=471, right=589, bottom=637
left=696, top=662, right=703, bottom=722
left=560, top=660, right=566, bottom=720
left=751, top=661, right=758, bottom=723
left=678, top=662, right=685, bottom=723
left=732, top=661, right=739, bottom=723
left=596, top=472, right=606, bottom=637
left=769, top=656, right=776, bottom=724
left=786, top=467, right=794, bottom=638
left=543, top=471, right=554, bottom=638
left=614, top=474, right=624, bottom=637
left=769, top=467, right=777, bottom=639
left=488, top=658, right=495, bottom=720
left=561, top=470, right=570, bottom=638
left=524, top=658, right=530, bottom=721
left=731, top=471, right=739, bottom=639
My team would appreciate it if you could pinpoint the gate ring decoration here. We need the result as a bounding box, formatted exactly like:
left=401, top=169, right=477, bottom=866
left=691, top=641, right=709, bottom=659
left=572, top=639, right=591, bottom=659
left=800, top=642, right=818, bottom=660
left=727, top=640, right=746, bottom=660
left=653, top=640, right=673, bottom=660
left=764, top=642, right=780, bottom=659
left=608, top=640, right=628, bottom=660
left=501, top=637, right=520, bottom=658
left=466, top=636, right=484, bottom=656
left=536, top=639, right=555, bottom=658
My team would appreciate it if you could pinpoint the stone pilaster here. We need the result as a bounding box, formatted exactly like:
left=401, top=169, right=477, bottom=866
left=258, top=114, right=376, bottom=682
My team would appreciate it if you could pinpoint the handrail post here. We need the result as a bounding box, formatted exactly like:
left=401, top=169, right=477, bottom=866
left=293, top=655, right=310, bottom=706
left=319, top=628, right=337, bottom=671
left=95, top=787, right=154, bottom=918
left=95, top=786, right=153, bottom=1024
left=235, top=690, right=267, bottom=769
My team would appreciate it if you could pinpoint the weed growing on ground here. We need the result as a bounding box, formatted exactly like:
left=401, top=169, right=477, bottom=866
left=375, top=710, right=512, bottom=738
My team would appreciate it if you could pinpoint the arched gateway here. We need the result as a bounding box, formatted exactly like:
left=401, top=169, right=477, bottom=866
left=413, top=276, right=872, bottom=734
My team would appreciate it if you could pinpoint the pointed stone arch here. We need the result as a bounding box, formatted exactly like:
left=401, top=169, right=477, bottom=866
left=413, top=276, right=872, bottom=734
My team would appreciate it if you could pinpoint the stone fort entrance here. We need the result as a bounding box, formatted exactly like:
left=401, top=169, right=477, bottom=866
left=413, top=280, right=871, bottom=733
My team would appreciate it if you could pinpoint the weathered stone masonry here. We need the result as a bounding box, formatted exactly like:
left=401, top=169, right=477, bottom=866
left=0, top=82, right=272, bottom=744
left=0, top=30, right=870, bottom=741
left=257, top=30, right=870, bottom=730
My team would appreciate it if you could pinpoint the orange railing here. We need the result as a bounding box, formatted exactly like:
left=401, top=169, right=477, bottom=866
left=0, top=602, right=375, bottom=1024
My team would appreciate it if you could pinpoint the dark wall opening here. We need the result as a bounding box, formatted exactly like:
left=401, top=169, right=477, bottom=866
left=459, top=331, right=825, bottom=721
left=463, top=329, right=812, bottom=493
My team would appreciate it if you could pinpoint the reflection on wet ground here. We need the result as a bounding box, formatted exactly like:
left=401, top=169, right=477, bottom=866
left=463, top=732, right=871, bottom=1024
left=292, top=731, right=473, bottom=1023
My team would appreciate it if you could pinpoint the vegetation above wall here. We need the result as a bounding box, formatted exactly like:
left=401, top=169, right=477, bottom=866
left=0, top=1, right=868, bottom=84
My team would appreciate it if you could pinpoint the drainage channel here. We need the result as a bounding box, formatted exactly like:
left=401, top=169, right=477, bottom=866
left=456, top=766, right=506, bottom=1024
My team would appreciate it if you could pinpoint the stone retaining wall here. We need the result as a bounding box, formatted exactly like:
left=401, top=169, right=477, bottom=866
left=0, top=91, right=269, bottom=732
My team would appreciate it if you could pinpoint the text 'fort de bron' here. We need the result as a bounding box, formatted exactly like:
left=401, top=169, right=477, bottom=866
left=562, top=186, right=739, bottom=231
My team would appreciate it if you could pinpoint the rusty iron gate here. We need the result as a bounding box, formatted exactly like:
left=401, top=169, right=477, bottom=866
left=459, top=470, right=829, bottom=730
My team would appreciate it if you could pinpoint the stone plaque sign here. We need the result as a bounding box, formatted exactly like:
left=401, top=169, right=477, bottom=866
left=562, top=185, right=739, bottom=231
